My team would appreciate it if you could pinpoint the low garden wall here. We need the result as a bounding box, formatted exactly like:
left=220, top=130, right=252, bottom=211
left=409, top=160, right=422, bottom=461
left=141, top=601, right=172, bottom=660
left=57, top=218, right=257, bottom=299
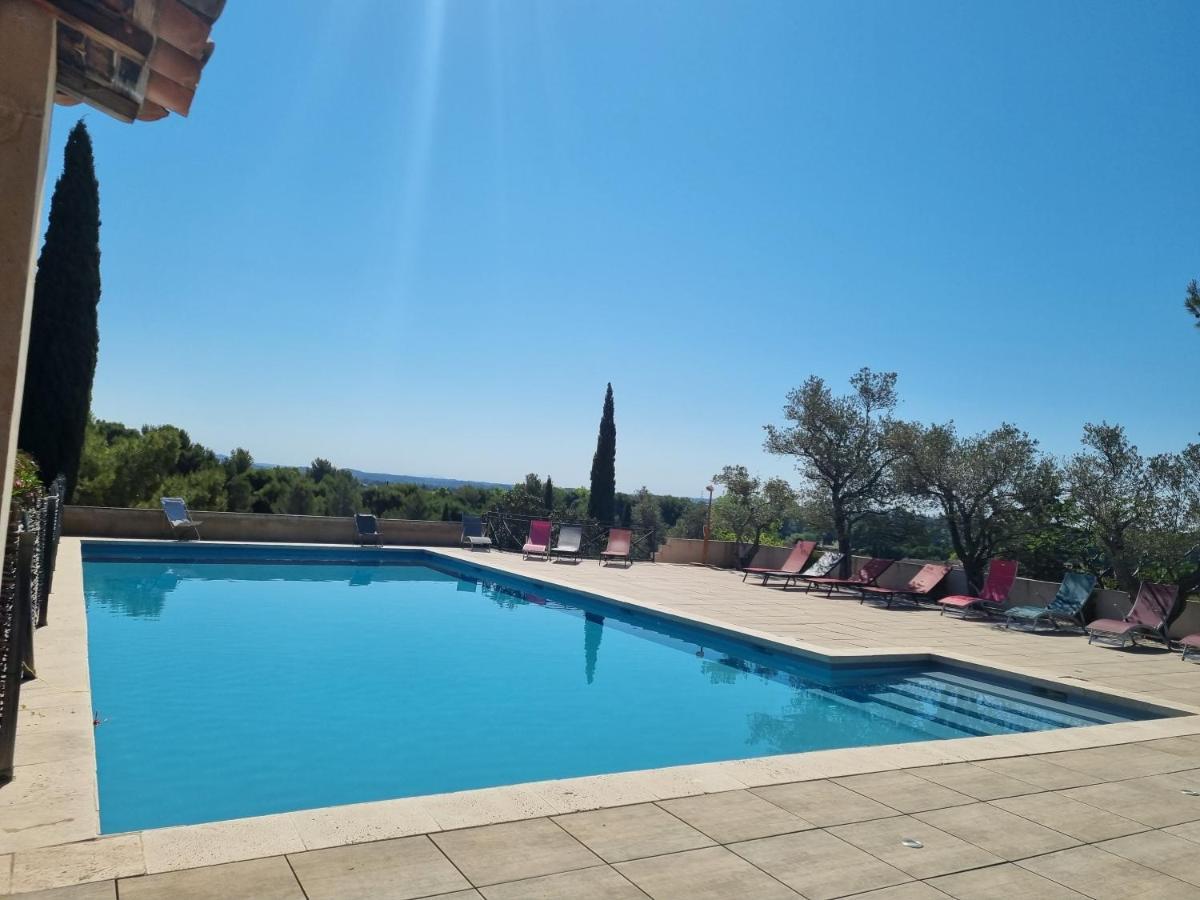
left=63, top=506, right=462, bottom=546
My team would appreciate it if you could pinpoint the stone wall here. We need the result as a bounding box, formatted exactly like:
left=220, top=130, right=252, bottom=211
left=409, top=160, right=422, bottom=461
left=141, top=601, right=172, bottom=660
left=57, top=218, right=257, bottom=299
left=63, top=506, right=462, bottom=547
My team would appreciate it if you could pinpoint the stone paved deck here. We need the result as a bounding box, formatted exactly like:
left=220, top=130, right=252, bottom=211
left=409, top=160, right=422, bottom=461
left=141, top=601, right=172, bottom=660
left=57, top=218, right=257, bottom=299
left=5, top=543, right=1200, bottom=898
left=11, top=737, right=1200, bottom=898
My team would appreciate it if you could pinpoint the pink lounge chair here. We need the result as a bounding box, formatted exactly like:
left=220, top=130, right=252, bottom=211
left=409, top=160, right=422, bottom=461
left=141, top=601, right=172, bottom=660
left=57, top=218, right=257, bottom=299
left=803, top=558, right=895, bottom=598
left=522, top=519, right=551, bottom=560
left=857, top=563, right=954, bottom=608
left=600, top=528, right=632, bottom=567
left=938, top=559, right=1019, bottom=618
left=741, top=540, right=817, bottom=586
left=1086, top=581, right=1180, bottom=649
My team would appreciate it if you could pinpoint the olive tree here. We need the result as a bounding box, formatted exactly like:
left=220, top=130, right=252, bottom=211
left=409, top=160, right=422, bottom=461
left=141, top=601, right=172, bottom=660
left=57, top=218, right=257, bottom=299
left=1064, top=423, right=1162, bottom=593
left=711, top=465, right=796, bottom=568
left=764, top=368, right=900, bottom=575
left=893, top=421, right=1052, bottom=593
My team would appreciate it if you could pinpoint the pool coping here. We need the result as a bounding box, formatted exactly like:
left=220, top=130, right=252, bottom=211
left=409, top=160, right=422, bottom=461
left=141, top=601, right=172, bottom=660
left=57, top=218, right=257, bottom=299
left=4, top=538, right=1200, bottom=894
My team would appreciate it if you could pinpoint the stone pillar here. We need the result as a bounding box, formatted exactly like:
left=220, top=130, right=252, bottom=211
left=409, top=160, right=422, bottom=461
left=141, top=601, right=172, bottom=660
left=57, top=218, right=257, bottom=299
left=0, top=1, right=57, bottom=578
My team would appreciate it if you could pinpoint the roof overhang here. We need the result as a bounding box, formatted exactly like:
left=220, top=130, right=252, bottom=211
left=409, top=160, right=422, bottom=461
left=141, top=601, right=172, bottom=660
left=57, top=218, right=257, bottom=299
left=38, top=0, right=226, bottom=123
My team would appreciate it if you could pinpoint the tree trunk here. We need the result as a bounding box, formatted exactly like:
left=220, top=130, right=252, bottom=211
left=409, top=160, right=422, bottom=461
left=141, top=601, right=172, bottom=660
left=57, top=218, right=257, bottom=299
left=833, top=508, right=852, bottom=578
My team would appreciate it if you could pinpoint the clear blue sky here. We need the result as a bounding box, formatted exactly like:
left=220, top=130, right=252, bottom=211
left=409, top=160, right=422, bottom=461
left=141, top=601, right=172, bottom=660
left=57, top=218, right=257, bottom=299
left=45, top=0, right=1199, bottom=496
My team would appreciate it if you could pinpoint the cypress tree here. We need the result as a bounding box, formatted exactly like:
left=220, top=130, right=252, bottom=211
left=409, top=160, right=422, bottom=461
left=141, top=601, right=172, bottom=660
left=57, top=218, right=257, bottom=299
left=18, top=121, right=101, bottom=499
left=542, top=475, right=554, bottom=513
left=587, top=383, right=617, bottom=523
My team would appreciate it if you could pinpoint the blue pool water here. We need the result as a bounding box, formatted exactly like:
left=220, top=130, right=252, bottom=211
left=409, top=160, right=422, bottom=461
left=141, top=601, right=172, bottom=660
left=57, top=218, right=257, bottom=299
left=82, top=544, right=1156, bottom=833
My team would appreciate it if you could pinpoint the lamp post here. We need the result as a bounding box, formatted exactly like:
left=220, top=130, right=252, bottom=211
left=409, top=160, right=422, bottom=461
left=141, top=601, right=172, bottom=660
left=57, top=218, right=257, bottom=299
left=701, top=484, right=714, bottom=566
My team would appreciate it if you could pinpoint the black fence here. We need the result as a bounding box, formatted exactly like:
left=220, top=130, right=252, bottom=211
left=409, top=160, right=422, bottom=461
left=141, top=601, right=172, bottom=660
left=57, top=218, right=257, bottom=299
left=481, top=511, right=659, bottom=562
left=0, top=476, right=66, bottom=783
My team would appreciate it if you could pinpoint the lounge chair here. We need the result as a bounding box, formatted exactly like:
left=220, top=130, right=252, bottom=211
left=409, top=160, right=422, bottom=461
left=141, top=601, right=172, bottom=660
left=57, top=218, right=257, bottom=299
left=461, top=515, right=492, bottom=550
left=804, top=557, right=895, bottom=598
left=857, top=562, right=953, bottom=608
left=523, top=519, right=551, bottom=560
left=354, top=513, right=381, bottom=547
left=938, top=559, right=1019, bottom=618
left=1003, top=572, right=1098, bottom=631
left=550, top=524, right=583, bottom=562
left=1180, top=633, right=1200, bottom=662
left=1086, top=581, right=1180, bottom=649
left=741, top=540, right=817, bottom=586
left=161, top=497, right=202, bottom=540
left=789, top=552, right=845, bottom=590
left=600, top=528, right=633, bottom=567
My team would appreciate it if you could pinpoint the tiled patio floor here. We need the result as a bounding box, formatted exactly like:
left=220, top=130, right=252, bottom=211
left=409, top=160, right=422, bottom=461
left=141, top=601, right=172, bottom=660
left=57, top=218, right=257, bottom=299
left=12, top=737, right=1200, bottom=898
left=5, top=543, right=1200, bottom=897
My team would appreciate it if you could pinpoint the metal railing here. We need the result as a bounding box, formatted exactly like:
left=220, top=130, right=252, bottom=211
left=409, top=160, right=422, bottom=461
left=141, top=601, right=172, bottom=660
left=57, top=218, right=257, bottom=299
left=480, top=511, right=658, bottom=561
left=0, top=476, right=66, bottom=783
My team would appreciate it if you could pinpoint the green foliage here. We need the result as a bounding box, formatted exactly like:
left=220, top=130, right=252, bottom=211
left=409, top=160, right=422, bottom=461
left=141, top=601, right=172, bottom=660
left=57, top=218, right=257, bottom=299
left=11, top=450, right=43, bottom=509
left=18, top=120, right=102, bottom=499
left=892, top=421, right=1051, bottom=593
left=711, top=465, right=797, bottom=567
left=588, top=383, right=617, bottom=523
left=1186, top=279, right=1200, bottom=328
left=764, top=368, right=900, bottom=572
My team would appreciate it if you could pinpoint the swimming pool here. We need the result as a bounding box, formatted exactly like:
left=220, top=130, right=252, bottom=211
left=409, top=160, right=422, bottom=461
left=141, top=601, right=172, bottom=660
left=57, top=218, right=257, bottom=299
left=82, top=543, right=1159, bottom=833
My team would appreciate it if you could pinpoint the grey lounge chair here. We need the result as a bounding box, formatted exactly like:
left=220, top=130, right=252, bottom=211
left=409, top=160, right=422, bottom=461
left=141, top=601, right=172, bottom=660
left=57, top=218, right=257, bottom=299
left=161, top=497, right=202, bottom=540
left=550, top=524, right=583, bottom=562
left=461, top=515, right=493, bottom=550
left=1086, top=581, right=1180, bottom=649
left=1004, top=572, right=1097, bottom=631
left=355, top=513, right=381, bottom=547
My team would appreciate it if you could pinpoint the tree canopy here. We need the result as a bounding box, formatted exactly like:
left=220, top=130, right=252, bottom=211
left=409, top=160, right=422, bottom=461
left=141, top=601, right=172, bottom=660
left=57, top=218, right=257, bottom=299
left=18, top=120, right=102, bottom=499
left=764, top=368, right=900, bottom=574
left=587, top=383, right=617, bottom=523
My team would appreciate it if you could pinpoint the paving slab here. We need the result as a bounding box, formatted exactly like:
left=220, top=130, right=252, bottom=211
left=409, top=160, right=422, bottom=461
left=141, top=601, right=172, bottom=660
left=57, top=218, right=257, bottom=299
left=9, top=835, right=142, bottom=894
left=908, top=763, right=1043, bottom=801
left=1018, top=845, right=1200, bottom=899
left=913, top=803, right=1079, bottom=861
left=615, top=846, right=800, bottom=900
left=1095, top=829, right=1200, bottom=887
left=118, top=856, right=304, bottom=900
left=751, top=779, right=900, bottom=826
left=430, top=819, right=600, bottom=886
left=729, top=829, right=911, bottom=900
left=0, top=883, right=115, bottom=900
left=656, top=790, right=812, bottom=843
left=287, top=835, right=471, bottom=900
left=927, top=862, right=1089, bottom=899
left=829, top=815, right=1004, bottom=879
left=478, top=864, right=648, bottom=900
left=832, top=771, right=976, bottom=814
left=969, top=756, right=1103, bottom=791
left=989, top=792, right=1148, bottom=843
left=551, top=803, right=713, bottom=863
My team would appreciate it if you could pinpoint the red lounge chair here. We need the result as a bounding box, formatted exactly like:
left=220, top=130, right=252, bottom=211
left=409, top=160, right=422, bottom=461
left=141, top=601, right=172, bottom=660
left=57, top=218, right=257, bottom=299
left=600, top=528, right=632, bottom=567
left=790, top=552, right=845, bottom=591
left=1086, top=582, right=1180, bottom=649
left=741, top=540, right=817, bottom=586
left=1180, top=633, right=1200, bottom=662
left=938, top=559, right=1018, bottom=618
left=857, top=563, right=953, bottom=608
left=522, top=519, right=551, bottom=560
left=804, top=557, right=895, bottom=597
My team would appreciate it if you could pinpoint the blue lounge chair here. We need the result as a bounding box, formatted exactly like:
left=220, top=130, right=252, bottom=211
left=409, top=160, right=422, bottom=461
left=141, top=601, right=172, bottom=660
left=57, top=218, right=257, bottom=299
left=1003, top=573, right=1097, bottom=631
left=461, top=515, right=492, bottom=550
left=355, top=513, right=381, bottom=547
left=161, top=497, right=202, bottom=540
